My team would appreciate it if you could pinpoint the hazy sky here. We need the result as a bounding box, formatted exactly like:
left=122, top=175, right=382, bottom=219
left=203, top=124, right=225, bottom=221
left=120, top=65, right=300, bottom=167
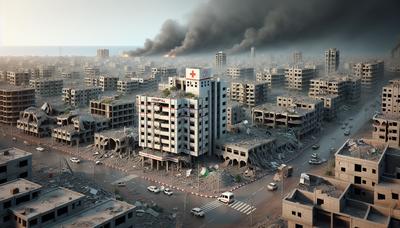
left=0, top=0, right=202, bottom=46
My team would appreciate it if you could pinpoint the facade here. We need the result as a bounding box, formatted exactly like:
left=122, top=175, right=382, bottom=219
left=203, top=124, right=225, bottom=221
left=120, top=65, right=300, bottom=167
left=84, top=67, right=100, bottom=78
left=226, top=67, right=254, bottom=80
left=353, top=60, right=384, bottom=89
left=151, top=67, right=177, bottom=78
left=52, top=114, right=109, bottom=146
left=0, top=148, right=32, bottom=184
left=215, top=51, right=227, bottom=68
left=136, top=68, right=227, bottom=168
left=0, top=179, right=42, bottom=227
left=311, top=94, right=339, bottom=121
left=62, top=87, right=102, bottom=107
left=325, top=48, right=340, bottom=75
left=381, top=80, right=400, bottom=115
left=7, top=71, right=30, bottom=86
left=53, top=199, right=135, bottom=228
left=0, top=85, right=35, bottom=124
left=94, top=128, right=138, bottom=154
left=229, top=81, right=267, bottom=107
left=117, top=76, right=158, bottom=94
left=61, top=71, right=79, bottom=79
left=29, top=78, right=63, bottom=97
left=227, top=102, right=246, bottom=131
left=99, top=75, right=118, bottom=91
left=97, top=48, right=110, bottom=58
left=293, top=51, right=303, bottom=65
left=38, top=65, right=56, bottom=78
left=90, top=98, right=135, bottom=128
left=285, top=67, right=315, bottom=91
left=256, top=68, right=285, bottom=88
left=10, top=187, right=85, bottom=228
left=283, top=138, right=400, bottom=228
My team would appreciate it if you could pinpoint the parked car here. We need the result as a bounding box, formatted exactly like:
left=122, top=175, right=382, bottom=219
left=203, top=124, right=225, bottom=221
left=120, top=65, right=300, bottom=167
left=95, top=160, right=102, bottom=165
left=191, top=208, right=205, bottom=217
left=147, top=186, right=160, bottom=193
left=311, top=153, right=319, bottom=159
left=344, top=130, right=350, bottom=136
left=164, top=188, right=173, bottom=196
left=309, top=158, right=326, bottom=165
left=70, top=157, right=80, bottom=163
left=312, top=144, right=320, bottom=150
left=36, top=147, right=45, bottom=152
left=267, top=182, right=278, bottom=191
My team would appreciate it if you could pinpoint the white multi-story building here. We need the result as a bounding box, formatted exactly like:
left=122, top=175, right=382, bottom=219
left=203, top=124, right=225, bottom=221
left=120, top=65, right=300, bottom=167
left=136, top=68, right=227, bottom=169
left=99, top=75, right=118, bottom=91
left=226, top=67, right=254, bottom=80
left=256, top=68, right=285, bottom=88
left=62, top=87, right=102, bottom=107
left=215, top=51, right=227, bottom=68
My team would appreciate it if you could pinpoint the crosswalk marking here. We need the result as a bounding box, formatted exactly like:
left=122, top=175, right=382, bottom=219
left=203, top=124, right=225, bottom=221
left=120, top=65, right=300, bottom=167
left=200, top=200, right=223, bottom=213
left=228, top=200, right=256, bottom=215
left=199, top=200, right=256, bottom=215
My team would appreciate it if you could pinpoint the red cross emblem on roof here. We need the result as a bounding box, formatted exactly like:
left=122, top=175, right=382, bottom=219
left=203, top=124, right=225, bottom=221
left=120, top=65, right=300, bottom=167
left=190, top=70, right=196, bottom=78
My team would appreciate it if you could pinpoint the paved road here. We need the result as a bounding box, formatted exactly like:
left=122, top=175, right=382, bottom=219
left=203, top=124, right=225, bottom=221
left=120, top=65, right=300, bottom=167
left=1, top=72, right=396, bottom=228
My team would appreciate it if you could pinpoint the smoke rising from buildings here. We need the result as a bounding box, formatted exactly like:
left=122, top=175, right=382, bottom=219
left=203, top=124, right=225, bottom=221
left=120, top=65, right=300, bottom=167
left=127, top=0, right=400, bottom=57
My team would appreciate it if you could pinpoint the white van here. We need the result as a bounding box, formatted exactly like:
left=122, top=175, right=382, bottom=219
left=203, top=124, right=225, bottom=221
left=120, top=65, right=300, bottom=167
left=218, top=192, right=234, bottom=204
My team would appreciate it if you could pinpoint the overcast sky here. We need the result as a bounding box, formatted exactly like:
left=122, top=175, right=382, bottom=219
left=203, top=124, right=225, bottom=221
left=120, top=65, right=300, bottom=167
left=0, top=0, right=203, bottom=46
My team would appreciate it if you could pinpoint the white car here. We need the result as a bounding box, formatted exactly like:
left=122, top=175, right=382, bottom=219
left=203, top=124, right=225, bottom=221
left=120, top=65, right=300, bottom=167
left=147, top=186, right=160, bottom=193
left=93, top=151, right=100, bottom=156
left=191, top=208, right=205, bottom=217
left=267, top=182, right=278, bottom=191
left=311, top=153, right=319, bottom=159
left=164, top=188, right=173, bottom=196
left=70, top=157, right=80, bottom=163
left=36, top=147, right=45, bottom=152
left=95, top=160, right=102, bottom=165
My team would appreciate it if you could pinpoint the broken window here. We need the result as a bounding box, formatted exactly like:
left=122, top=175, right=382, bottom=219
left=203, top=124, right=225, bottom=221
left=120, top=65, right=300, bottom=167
left=378, top=193, right=385, bottom=200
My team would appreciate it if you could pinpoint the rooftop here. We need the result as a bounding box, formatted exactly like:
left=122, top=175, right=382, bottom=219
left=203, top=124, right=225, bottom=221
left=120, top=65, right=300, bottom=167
left=95, top=128, right=138, bottom=139
left=0, top=179, right=41, bottom=201
left=52, top=199, right=135, bottom=227
left=298, top=174, right=346, bottom=198
left=277, top=95, right=322, bottom=105
left=0, top=147, right=32, bottom=165
left=11, top=187, right=85, bottom=219
left=254, top=103, right=313, bottom=116
left=0, top=83, right=35, bottom=92
left=337, top=139, right=386, bottom=161
left=218, top=128, right=275, bottom=150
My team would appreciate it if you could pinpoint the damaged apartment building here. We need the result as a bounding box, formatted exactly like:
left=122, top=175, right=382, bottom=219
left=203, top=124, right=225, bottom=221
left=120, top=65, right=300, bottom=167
left=52, top=113, right=109, bottom=146
left=252, top=95, right=323, bottom=139
left=136, top=68, right=227, bottom=170
left=62, top=86, right=102, bottom=107
left=353, top=60, right=384, bottom=90
left=17, top=103, right=63, bottom=137
left=94, top=128, right=138, bottom=155
left=283, top=138, right=400, bottom=228
left=256, top=68, right=285, bottom=88
left=229, top=81, right=268, bottom=107
left=373, top=80, right=400, bottom=148
left=29, top=78, right=63, bottom=97
left=90, top=98, right=135, bottom=128
left=0, top=85, right=35, bottom=125
left=215, top=128, right=299, bottom=169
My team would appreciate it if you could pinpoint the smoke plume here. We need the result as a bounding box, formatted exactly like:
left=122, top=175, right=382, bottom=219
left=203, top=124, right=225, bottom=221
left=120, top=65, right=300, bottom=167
left=127, top=0, right=400, bottom=56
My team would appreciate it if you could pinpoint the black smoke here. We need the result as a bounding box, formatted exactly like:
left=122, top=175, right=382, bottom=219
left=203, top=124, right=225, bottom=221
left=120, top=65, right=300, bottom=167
left=127, top=0, right=400, bottom=56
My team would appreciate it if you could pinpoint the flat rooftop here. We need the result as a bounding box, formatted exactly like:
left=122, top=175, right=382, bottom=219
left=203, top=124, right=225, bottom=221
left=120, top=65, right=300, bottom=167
left=52, top=199, right=135, bottom=227
left=11, top=187, right=85, bottom=219
left=278, top=95, right=322, bottom=105
left=218, top=129, right=276, bottom=150
left=298, top=174, right=346, bottom=198
left=337, top=139, right=386, bottom=161
left=0, top=83, right=34, bottom=92
left=374, top=113, right=400, bottom=122
left=93, top=98, right=134, bottom=106
left=95, top=128, right=138, bottom=139
left=0, top=147, right=32, bottom=165
left=0, top=179, right=41, bottom=202
left=254, top=103, right=313, bottom=116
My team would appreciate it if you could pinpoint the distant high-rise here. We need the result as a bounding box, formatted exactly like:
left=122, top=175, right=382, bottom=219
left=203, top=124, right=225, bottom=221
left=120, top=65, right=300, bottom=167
left=250, top=46, right=256, bottom=59
left=215, top=51, right=227, bottom=68
left=97, top=49, right=110, bottom=58
left=293, top=51, right=302, bottom=65
left=325, top=48, right=339, bottom=75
